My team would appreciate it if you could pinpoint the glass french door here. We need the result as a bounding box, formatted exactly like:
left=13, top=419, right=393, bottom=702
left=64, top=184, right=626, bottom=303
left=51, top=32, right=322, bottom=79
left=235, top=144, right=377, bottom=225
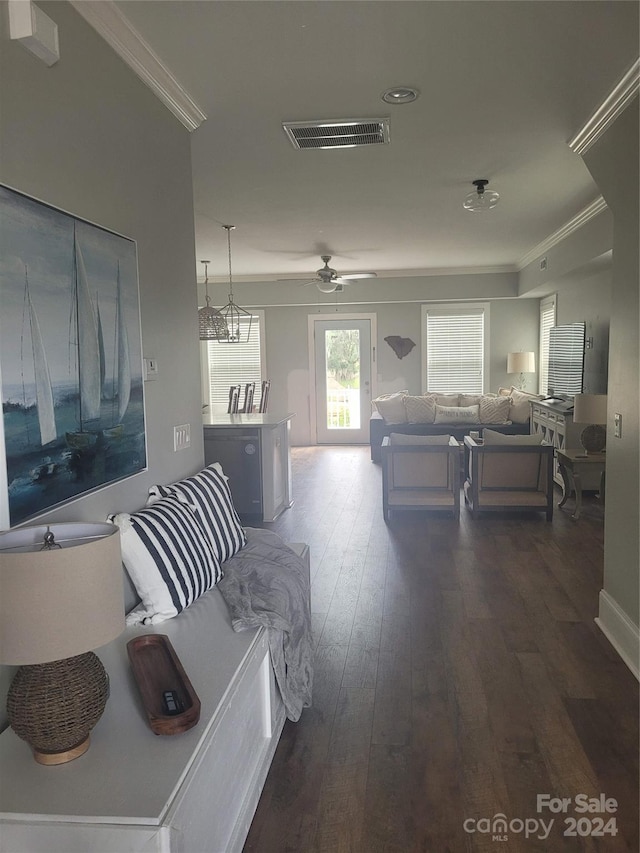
left=313, top=318, right=372, bottom=444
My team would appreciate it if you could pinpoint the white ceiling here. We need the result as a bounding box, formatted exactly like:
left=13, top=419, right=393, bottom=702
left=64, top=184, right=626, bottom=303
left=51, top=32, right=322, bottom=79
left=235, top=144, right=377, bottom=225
left=109, top=1, right=639, bottom=283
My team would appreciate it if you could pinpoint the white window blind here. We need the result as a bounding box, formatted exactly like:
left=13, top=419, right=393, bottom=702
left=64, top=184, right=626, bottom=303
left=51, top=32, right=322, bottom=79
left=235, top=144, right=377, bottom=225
left=539, top=295, right=556, bottom=395
left=204, top=312, right=265, bottom=407
left=422, top=304, right=486, bottom=394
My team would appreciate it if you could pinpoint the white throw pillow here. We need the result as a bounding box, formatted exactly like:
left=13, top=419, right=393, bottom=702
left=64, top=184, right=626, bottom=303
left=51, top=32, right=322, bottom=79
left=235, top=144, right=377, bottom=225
left=111, top=495, right=223, bottom=625
left=434, top=404, right=480, bottom=424
left=479, top=395, right=512, bottom=424
left=389, top=432, right=451, bottom=445
left=434, top=393, right=460, bottom=406
left=460, top=394, right=483, bottom=407
left=509, top=387, right=542, bottom=423
left=403, top=395, right=438, bottom=423
left=373, top=391, right=408, bottom=423
left=483, top=429, right=544, bottom=445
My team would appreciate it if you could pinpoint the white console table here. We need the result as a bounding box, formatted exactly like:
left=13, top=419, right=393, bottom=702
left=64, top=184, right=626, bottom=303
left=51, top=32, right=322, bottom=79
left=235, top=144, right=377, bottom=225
left=530, top=400, right=602, bottom=490
left=0, top=540, right=311, bottom=853
left=203, top=413, right=294, bottom=522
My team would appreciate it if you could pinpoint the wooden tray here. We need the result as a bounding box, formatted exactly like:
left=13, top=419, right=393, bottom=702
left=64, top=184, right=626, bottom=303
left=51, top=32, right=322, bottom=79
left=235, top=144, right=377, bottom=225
left=126, top=634, right=201, bottom=735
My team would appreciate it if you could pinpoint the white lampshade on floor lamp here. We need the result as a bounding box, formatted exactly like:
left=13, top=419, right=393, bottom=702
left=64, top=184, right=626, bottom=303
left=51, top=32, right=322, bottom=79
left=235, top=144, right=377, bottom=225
left=0, top=522, right=124, bottom=765
left=573, top=394, right=607, bottom=454
left=507, top=351, right=535, bottom=390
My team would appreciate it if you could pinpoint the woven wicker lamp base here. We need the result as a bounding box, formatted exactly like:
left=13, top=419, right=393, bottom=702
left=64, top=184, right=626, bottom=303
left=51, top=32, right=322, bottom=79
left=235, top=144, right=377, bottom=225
left=7, top=651, right=109, bottom=765
left=580, top=424, right=606, bottom=454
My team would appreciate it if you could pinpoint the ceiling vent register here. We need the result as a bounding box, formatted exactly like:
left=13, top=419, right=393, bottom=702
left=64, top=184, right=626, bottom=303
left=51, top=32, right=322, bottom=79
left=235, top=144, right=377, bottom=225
left=283, top=118, right=390, bottom=149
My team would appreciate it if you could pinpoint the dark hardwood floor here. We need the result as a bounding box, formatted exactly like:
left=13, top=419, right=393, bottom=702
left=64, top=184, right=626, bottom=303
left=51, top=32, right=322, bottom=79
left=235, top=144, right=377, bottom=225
left=244, top=446, right=638, bottom=853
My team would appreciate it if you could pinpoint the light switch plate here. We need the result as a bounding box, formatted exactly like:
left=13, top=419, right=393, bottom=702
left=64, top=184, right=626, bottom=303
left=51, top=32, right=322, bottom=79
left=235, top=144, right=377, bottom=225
left=144, top=358, right=159, bottom=380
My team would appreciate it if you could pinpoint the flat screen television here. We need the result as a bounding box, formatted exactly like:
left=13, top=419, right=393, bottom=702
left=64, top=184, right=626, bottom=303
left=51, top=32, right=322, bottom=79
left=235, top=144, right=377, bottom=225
left=547, top=322, right=586, bottom=399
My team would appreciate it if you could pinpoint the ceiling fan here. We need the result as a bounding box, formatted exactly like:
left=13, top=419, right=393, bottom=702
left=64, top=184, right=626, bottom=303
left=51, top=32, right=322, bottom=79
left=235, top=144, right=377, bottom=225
left=281, top=255, right=377, bottom=293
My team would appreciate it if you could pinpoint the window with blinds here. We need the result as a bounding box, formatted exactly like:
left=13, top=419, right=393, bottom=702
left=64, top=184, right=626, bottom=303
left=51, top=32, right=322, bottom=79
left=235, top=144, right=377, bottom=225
left=421, top=304, right=488, bottom=394
left=539, top=295, right=556, bottom=395
left=203, top=311, right=265, bottom=407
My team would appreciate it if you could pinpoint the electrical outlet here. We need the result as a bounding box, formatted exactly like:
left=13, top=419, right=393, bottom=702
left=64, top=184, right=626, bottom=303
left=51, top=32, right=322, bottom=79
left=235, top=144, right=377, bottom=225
left=614, top=413, right=622, bottom=438
left=174, top=424, right=191, bottom=451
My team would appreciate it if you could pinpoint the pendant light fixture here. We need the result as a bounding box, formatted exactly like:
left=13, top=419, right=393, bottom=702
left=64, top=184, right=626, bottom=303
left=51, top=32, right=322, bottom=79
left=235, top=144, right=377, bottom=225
left=463, top=179, right=500, bottom=212
left=218, top=225, right=252, bottom=344
left=198, top=260, right=228, bottom=341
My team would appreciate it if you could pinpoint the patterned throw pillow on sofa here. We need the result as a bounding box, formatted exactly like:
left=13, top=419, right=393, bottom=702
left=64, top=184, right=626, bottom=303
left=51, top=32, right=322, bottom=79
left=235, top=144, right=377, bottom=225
left=373, top=391, right=408, bottom=423
left=508, top=387, right=542, bottom=423
left=434, top=404, right=480, bottom=424
left=404, top=395, right=438, bottom=423
left=479, top=395, right=512, bottom=424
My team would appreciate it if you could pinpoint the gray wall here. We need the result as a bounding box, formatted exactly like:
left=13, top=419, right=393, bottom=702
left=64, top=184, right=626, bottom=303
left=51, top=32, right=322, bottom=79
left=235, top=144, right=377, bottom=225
left=251, top=296, right=540, bottom=446
left=0, top=2, right=204, bottom=725
left=583, top=98, right=639, bottom=634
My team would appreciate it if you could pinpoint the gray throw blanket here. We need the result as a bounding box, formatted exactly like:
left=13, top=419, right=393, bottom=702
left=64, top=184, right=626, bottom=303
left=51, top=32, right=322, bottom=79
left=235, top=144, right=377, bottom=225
left=217, top=527, right=313, bottom=722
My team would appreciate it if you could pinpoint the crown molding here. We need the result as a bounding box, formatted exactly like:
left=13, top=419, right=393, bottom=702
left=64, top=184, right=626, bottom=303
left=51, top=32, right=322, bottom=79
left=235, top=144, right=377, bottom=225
left=517, top=196, right=608, bottom=271
left=69, top=0, right=206, bottom=132
left=569, top=58, right=639, bottom=155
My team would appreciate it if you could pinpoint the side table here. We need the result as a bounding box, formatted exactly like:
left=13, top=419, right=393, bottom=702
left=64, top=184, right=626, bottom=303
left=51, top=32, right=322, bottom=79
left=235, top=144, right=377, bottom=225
left=556, top=449, right=606, bottom=520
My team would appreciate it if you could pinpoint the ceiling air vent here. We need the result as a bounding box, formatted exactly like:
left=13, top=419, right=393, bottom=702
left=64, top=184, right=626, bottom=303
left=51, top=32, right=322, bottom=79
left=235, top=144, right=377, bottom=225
left=283, top=118, right=390, bottom=150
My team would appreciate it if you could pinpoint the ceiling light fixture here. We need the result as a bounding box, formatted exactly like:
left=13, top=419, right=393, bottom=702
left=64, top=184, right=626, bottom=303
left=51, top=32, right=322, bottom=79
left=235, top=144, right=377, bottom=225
left=198, top=260, right=229, bottom=341
left=381, top=86, right=419, bottom=105
left=463, top=179, right=500, bottom=212
left=218, top=225, right=253, bottom=344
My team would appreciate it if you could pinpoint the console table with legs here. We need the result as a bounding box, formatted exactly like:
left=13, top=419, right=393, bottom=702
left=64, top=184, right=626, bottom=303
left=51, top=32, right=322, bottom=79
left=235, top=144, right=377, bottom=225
left=556, top=449, right=606, bottom=520
left=530, top=399, right=603, bottom=490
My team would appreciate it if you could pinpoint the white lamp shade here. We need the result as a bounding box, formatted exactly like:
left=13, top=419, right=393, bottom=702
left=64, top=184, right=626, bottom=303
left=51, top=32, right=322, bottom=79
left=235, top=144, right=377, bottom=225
left=507, top=351, right=535, bottom=374
left=0, top=522, right=124, bottom=665
left=573, top=394, right=607, bottom=425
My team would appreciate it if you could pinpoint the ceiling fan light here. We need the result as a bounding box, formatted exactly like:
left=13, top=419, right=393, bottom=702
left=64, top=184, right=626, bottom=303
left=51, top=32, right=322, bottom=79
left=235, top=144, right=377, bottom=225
left=316, top=281, right=337, bottom=294
left=463, top=178, right=500, bottom=212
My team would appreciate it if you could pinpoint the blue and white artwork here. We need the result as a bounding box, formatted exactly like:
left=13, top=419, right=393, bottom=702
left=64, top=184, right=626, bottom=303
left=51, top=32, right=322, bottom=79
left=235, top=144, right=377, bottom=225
left=0, top=186, right=147, bottom=527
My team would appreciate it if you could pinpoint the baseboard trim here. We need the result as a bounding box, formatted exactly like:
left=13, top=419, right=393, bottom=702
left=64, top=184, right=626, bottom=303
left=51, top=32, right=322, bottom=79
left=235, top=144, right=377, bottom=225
left=595, top=590, right=639, bottom=681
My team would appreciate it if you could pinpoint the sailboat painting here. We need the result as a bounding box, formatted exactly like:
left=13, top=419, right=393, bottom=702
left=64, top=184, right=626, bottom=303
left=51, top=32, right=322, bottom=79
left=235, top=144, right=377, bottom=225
left=0, top=185, right=147, bottom=527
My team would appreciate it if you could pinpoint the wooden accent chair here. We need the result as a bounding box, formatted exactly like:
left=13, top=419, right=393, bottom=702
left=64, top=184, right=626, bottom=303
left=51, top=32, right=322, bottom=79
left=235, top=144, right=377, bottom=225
left=381, top=434, right=461, bottom=522
left=463, top=432, right=554, bottom=521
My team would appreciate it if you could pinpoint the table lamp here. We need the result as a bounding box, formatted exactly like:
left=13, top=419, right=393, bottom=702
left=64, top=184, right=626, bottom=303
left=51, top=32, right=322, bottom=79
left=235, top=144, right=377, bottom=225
left=507, top=351, right=536, bottom=390
left=573, top=394, right=607, bottom=454
left=0, top=522, right=124, bottom=765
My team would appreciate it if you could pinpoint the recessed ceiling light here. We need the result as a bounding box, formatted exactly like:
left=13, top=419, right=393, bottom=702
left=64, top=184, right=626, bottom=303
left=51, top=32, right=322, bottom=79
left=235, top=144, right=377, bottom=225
left=381, top=87, right=420, bottom=105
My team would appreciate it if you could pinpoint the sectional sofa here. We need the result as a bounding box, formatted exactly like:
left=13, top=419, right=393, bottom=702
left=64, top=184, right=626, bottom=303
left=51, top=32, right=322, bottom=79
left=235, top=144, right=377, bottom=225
left=370, top=388, right=538, bottom=462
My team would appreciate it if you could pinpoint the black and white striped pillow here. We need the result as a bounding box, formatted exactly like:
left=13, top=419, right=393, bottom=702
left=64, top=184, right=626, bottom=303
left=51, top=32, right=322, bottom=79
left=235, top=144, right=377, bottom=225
left=148, top=463, right=246, bottom=565
left=111, top=495, right=223, bottom=624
